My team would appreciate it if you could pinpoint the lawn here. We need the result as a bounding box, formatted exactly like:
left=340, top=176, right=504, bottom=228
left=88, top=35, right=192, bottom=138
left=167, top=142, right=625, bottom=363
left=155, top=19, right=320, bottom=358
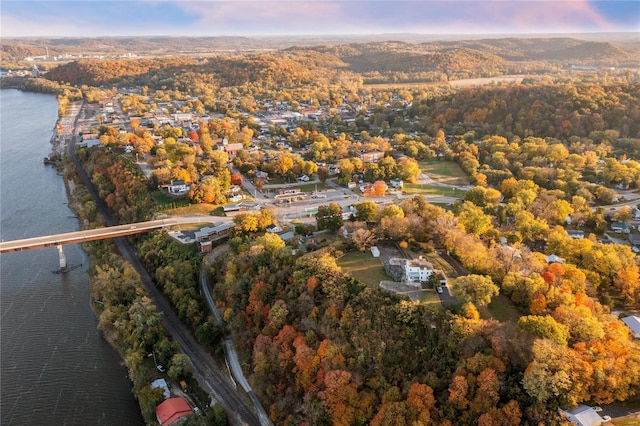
left=613, top=419, right=640, bottom=426
left=485, top=294, right=522, bottom=323
left=152, top=190, right=191, bottom=210
left=403, top=183, right=466, bottom=198
left=419, top=159, right=468, bottom=178
left=163, top=203, right=219, bottom=216
left=337, top=251, right=391, bottom=288
left=421, top=290, right=442, bottom=305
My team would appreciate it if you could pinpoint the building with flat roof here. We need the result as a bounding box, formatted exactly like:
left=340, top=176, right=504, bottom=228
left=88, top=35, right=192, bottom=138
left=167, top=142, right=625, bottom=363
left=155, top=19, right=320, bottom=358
left=558, top=405, right=609, bottom=426
left=622, top=315, right=640, bottom=339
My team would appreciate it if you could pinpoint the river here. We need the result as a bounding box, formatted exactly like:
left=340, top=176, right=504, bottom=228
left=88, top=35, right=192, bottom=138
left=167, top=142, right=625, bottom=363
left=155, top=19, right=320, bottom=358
left=0, top=89, right=144, bottom=425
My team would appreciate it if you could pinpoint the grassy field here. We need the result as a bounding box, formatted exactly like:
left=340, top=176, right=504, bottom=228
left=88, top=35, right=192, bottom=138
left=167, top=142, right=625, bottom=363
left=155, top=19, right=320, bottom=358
left=403, top=183, right=466, bottom=198
left=485, top=294, right=522, bottom=323
left=419, top=160, right=468, bottom=178
left=419, top=160, right=471, bottom=186
left=152, top=191, right=191, bottom=210
left=421, top=290, right=442, bottom=305
left=163, top=203, right=218, bottom=216
left=613, top=419, right=640, bottom=426
left=337, top=251, right=390, bottom=288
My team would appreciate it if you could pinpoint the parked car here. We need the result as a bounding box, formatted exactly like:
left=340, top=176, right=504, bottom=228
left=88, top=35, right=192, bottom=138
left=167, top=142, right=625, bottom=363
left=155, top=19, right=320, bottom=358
left=437, top=286, right=444, bottom=294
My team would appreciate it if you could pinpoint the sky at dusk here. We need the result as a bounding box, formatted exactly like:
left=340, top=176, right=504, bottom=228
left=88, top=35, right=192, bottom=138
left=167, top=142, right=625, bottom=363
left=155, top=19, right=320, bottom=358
left=1, top=0, right=638, bottom=38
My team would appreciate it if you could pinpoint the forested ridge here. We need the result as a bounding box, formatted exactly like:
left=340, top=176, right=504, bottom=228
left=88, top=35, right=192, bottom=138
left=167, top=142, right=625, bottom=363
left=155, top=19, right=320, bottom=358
left=28, top=36, right=639, bottom=88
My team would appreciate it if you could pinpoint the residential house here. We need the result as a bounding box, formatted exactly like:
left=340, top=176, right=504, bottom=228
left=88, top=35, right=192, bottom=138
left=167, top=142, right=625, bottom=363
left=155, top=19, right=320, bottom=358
left=266, top=224, right=283, bottom=233
left=621, top=315, right=640, bottom=339
left=358, top=150, right=385, bottom=164
left=156, top=397, right=194, bottom=426
left=567, top=230, right=585, bottom=239
left=405, top=257, right=434, bottom=283
left=151, top=378, right=171, bottom=400
left=255, top=170, right=269, bottom=181
left=221, top=142, right=244, bottom=158
left=611, top=222, right=630, bottom=234
left=276, top=231, right=296, bottom=243
left=385, top=257, right=434, bottom=287
left=546, top=254, right=566, bottom=264
left=168, top=180, right=189, bottom=194
left=389, top=178, right=403, bottom=189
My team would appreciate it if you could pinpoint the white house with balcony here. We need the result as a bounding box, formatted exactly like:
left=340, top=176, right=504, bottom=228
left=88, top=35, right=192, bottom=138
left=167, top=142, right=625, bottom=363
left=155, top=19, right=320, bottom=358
left=405, top=257, right=434, bottom=283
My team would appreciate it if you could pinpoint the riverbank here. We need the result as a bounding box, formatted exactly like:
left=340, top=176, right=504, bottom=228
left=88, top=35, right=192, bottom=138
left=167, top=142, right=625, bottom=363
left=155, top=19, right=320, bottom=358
left=54, top=102, right=147, bottom=417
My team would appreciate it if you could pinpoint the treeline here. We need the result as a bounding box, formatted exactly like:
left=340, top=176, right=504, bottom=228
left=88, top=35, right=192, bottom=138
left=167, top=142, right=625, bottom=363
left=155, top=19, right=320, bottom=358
left=409, top=82, right=640, bottom=139
left=86, top=239, right=181, bottom=423
left=43, top=51, right=359, bottom=94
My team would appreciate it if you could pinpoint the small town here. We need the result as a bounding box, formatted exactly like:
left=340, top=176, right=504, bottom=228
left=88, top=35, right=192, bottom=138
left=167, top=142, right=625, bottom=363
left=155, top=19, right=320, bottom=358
left=1, top=13, right=640, bottom=426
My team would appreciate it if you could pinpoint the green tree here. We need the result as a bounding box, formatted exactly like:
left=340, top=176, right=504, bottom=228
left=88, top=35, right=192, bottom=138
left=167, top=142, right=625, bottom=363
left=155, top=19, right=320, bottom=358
left=354, top=201, right=379, bottom=222
left=518, top=315, right=570, bottom=346
left=316, top=203, right=344, bottom=231
left=168, top=353, right=192, bottom=380
left=451, top=274, right=499, bottom=306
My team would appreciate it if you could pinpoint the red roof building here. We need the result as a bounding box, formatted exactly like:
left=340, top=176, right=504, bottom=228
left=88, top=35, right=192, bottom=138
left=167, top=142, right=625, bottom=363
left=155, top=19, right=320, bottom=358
left=156, top=397, right=194, bottom=426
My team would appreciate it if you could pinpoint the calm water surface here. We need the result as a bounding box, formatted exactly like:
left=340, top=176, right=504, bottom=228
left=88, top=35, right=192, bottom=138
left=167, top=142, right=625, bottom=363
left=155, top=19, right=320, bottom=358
left=0, top=89, right=144, bottom=425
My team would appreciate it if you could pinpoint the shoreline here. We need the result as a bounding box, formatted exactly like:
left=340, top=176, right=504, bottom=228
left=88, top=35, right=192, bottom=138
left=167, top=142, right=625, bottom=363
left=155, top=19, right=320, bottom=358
left=53, top=100, right=142, bottom=406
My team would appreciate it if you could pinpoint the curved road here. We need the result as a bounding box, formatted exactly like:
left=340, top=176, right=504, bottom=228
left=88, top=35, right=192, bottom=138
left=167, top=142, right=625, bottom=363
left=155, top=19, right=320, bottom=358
left=200, top=246, right=272, bottom=426
left=68, top=105, right=263, bottom=426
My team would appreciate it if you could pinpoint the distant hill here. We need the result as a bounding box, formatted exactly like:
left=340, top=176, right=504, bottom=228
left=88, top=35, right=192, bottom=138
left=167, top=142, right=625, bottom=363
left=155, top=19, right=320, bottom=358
left=2, top=34, right=638, bottom=62
left=435, top=38, right=634, bottom=63
left=7, top=35, right=638, bottom=88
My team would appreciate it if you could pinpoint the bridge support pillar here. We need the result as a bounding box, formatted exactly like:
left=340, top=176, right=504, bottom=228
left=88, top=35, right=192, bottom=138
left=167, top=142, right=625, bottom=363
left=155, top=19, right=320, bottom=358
left=57, top=245, right=67, bottom=269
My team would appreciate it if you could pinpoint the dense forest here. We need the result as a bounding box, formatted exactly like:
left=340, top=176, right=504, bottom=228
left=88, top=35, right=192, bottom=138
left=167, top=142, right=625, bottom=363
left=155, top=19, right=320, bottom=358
left=210, top=221, right=640, bottom=424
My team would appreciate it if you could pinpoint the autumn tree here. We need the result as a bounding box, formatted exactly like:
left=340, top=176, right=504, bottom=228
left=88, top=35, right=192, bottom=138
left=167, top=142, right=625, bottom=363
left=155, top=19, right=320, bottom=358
left=518, top=315, right=570, bottom=346
left=451, top=274, right=499, bottom=306
left=354, top=201, right=379, bottom=222
left=352, top=228, right=376, bottom=252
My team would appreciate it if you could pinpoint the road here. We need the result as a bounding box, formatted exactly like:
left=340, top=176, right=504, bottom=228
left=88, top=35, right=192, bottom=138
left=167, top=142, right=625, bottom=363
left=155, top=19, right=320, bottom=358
left=67, top=104, right=263, bottom=426
left=200, top=247, right=273, bottom=426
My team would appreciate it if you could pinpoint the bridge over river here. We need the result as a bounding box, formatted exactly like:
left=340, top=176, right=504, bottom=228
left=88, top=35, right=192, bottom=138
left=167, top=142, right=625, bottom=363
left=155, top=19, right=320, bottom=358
left=0, top=216, right=231, bottom=270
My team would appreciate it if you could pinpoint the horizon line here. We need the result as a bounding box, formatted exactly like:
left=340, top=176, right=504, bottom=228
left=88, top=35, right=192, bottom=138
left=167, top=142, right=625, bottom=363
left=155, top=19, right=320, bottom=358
left=5, top=30, right=639, bottom=39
